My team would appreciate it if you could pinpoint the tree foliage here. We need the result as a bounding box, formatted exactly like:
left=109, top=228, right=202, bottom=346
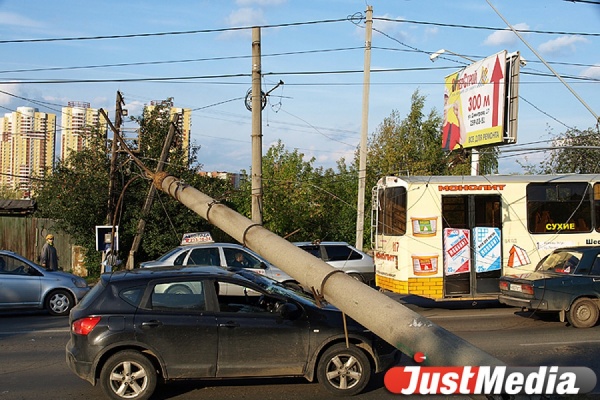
left=33, top=89, right=504, bottom=274
left=34, top=101, right=236, bottom=276
left=233, top=140, right=357, bottom=242
left=520, top=127, right=600, bottom=174
left=33, top=126, right=111, bottom=272
left=0, top=185, right=23, bottom=199
left=231, top=90, right=501, bottom=247
left=361, top=89, right=498, bottom=182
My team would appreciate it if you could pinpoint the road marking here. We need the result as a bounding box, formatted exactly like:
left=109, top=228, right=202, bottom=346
left=0, top=328, right=70, bottom=335
left=519, top=340, right=600, bottom=346
left=426, top=312, right=515, bottom=319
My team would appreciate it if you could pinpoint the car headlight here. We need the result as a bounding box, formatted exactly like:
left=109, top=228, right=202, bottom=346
left=72, top=278, right=88, bottom=288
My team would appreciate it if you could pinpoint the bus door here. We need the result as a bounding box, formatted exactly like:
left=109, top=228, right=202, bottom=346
left=441, top=195, right=502, bottom=297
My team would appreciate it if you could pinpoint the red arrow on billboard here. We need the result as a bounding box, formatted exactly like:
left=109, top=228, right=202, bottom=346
left=490, top=55, right=504, bottom=127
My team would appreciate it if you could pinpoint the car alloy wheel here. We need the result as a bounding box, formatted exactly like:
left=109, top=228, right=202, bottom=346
left=100, top=350, right=157, bottom=400
left=317, top=343, right=371, bottom=396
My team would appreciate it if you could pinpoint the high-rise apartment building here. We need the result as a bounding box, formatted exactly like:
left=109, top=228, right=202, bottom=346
left=145, top=99, right=191, bottom=162
left=61, top=101, right=108, bottom=160
left=0, top=107, right=56, bottom=196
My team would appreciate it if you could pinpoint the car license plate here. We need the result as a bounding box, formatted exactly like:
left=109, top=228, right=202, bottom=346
left=510, top=283, right=522, bottom=292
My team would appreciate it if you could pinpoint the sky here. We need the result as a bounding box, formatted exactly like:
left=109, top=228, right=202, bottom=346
left=0, top=0, right=598, bottom=175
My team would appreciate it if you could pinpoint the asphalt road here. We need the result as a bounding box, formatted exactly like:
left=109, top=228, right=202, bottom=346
left=1, top=296, right=599, bottom=400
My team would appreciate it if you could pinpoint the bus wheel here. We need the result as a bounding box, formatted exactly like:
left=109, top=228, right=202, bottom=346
left=567, top=298, right=599, bottom=328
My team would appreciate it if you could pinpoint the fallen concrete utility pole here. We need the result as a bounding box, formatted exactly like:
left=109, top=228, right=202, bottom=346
left=151, top=171, right=504, bottom=368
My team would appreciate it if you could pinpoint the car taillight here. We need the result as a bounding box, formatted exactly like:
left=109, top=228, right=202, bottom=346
left=521, top=284, right=534, bottom=295
left=499, top=281, right=509, bottom=291
left=72, top=316, right=101, bottom=335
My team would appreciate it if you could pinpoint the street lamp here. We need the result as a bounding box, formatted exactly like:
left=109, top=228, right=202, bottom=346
left=430, top=48, right=479, bottom=175
left=429, top=48, right=476, bottom=63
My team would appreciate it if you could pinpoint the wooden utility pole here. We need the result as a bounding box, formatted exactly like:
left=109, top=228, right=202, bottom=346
left=355, top=6, right=373, bottom=251
left=104, top=91, right=125, bottom=260
left=126, top=115, right=181, bottom=270
left=251, top=27, right=263, bottom=225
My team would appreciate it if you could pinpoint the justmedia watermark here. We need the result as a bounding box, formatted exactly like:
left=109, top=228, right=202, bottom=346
left=384, top=353, right=597, bottom=396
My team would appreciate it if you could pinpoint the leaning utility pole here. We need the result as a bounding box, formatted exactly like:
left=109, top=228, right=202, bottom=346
left=251, top=27, right=263, bottom=225
left=355, top=6, right=373, bottom=251
left=126, top=114, right=181, bottom=270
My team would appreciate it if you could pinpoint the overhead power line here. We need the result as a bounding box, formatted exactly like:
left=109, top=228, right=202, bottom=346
left=0, top=47, right=364, bottom=75
left=0, top=19, right=348, bottom=44
left=0, top=17, right=597, bottom=46
left=562, top=0, right=600, bottom=4
left=0, top=66, right=461, bottom=85
left=374, top=17, right=600, bottom=37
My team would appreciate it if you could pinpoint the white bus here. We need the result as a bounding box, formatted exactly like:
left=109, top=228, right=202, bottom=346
left=372, top=174, right=600, bottom=301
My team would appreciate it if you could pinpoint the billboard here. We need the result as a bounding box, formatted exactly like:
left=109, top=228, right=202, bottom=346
left=442, top=50, right=516, bottom=151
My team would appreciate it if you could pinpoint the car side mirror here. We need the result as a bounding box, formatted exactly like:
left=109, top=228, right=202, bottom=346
left=278, top=302, right=300, bottom=320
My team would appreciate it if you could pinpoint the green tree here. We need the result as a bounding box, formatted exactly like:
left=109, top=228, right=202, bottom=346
left=34, top=101, right=236, bottom=276
left=33, top=125, right=111, bottom=274
left=232, top=142, right=360, bottom=244
left=0, top=185, right=23, bottom=199
left=236, top=140, right=317, bottom=239
left=232, top=89, right=502, bottom=250
left=361, top=89, right=498, bottom=181
left=353, top=89, right=500, bottom=246
left=520, top=127, right=600, bottom=174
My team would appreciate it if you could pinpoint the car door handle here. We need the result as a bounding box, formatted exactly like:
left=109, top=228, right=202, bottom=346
left=218, top=322, right=240, bottom=328
left=141, top=320, right=163, bottom=328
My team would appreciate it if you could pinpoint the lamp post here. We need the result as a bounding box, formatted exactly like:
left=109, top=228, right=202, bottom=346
left=430, top=49, right=479, bottom=175
left=429, top=48, right=476, bottom=63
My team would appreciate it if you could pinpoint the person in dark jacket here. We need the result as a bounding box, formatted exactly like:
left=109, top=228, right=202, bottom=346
left=40, top=234, right=59, bottom=271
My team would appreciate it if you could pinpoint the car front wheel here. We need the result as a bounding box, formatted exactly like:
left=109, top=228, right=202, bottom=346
left=567, top=298, right=599, bottom=328
left=100, top=350, right=157, bottom=400
left=45, top=289, right=74, bottom=316
left=317, top=343, right=371, bottom=396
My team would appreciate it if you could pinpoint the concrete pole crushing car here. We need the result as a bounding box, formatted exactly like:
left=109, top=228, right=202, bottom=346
left=150, top=171, right=504, bottom=369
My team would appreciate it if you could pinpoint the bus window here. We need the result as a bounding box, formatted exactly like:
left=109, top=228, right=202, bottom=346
left=378, top=187, right=406, bottom=235
left=527, top=182, right=592, bottom=234
left=594, top=184, right=600, bottom=232
left=442, top=196, right=468, bottom=230
left=475, top=196, right=502, bottom=228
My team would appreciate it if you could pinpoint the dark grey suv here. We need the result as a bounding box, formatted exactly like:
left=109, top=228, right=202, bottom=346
left=66, top=266, right=399, bottom=399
